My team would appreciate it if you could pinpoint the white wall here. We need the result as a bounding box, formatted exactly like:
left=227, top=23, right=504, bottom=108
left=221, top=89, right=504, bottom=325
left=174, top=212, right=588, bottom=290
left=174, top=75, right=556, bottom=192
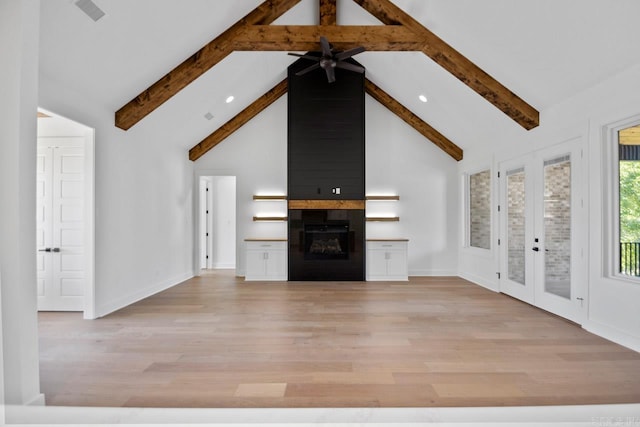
left=194, top=94, right=459, bottom=277
left=39, top=78, right=195, bottom=318
left=366, top=97, right=459, bottom=276
left=458, top=62, right=640, bottom=350
left=0, top=0, right=43, bottom=406
left=194, top=97, right=289, bottom=276
left=210, top=176, right=236, bottom=269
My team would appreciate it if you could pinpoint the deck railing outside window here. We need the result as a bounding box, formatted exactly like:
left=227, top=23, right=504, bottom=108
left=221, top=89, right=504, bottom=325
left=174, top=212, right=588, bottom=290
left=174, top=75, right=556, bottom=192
left=620, top=242, right=640, bottom=276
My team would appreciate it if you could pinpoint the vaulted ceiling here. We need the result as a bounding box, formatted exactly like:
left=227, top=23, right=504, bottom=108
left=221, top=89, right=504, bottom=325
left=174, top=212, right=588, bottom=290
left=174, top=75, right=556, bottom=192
left=39, top=0, right=640, bottom=160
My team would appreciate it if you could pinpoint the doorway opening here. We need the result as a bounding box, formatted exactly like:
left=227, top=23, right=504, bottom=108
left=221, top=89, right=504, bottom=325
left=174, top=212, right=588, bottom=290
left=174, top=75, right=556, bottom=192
left=199, top=176, right=236, bottom=272
left=36, top=109, right=95, bottom=319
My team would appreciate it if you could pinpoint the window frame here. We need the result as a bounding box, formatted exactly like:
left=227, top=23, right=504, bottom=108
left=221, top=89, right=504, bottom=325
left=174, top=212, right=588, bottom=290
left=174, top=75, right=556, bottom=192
left=463, top=167, right=493, bottom=252
left=604, top=114, right=640, bottom=283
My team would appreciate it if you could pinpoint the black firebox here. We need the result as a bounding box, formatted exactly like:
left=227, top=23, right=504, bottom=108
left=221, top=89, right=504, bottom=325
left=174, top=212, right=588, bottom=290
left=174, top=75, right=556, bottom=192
left=289, top=209, right=364, bottom=281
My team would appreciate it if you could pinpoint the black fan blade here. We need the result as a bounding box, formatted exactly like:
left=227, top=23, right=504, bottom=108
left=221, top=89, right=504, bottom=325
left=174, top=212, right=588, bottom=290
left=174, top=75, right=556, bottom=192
left=320, top=36, right=332, bottom=57
left=288, top=53, right=322, bottom=62
left=335, top=46, right=365, bottom=61
left=335, top=61, right=365, bottom=74
left=325, top=65, right=336, bottom=83
left=296, top=62, right=321, bottom=76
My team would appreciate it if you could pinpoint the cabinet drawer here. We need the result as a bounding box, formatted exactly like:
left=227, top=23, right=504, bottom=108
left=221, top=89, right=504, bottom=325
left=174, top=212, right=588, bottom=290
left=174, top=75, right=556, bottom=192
left=367, top=241, right=407, bottom=251
left=246, top=241, right=287, bottom=251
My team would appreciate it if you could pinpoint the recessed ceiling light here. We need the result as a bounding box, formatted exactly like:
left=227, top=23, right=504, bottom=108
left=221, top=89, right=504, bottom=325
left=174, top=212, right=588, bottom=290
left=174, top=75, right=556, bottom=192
left=225, top=96, right=234, bottom=104
left=419, top=94, right=428, bottom=103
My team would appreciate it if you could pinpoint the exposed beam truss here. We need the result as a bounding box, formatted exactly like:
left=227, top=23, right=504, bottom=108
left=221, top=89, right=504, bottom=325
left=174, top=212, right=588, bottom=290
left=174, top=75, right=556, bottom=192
left=365, top=79, right=463, bottom=161
left=188, top=79, right=288, bottom=161
left=353, top=0, right=539, bottom=130
left=319, top=0, right=337, bottom=26
left=189, top=77, right=462, bottom=162
left=115, top=0, right=539, bottom=132
left=115, top=0, right=301, bottom=131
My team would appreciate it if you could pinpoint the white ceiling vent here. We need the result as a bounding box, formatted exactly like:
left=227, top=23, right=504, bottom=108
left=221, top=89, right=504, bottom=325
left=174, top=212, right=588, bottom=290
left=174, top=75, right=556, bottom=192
left=75, top=0, right=106, bottom=22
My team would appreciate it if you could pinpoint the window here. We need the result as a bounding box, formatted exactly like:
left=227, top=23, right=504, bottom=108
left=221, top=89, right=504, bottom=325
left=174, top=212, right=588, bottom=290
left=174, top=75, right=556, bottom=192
left=618, top=124, right=640, bottom=277
left=468, top=169, right=491, bottom=250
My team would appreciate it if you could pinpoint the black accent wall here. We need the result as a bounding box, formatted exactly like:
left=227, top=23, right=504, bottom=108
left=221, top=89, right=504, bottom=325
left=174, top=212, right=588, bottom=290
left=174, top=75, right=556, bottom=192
left=287, top=54, right=366, bottom=281
left=287, top=56, right=365, bottom=200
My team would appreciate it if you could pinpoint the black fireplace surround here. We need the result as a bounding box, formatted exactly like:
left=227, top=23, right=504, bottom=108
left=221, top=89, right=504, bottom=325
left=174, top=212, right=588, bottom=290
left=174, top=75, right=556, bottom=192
left=288, top=209, right=365, bottom=281
left=287, top=54, right=366, bottom=281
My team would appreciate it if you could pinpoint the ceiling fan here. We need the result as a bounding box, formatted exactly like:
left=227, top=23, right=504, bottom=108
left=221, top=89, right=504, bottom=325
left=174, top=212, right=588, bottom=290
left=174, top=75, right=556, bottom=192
left=288, top=36, right=365, bottom=83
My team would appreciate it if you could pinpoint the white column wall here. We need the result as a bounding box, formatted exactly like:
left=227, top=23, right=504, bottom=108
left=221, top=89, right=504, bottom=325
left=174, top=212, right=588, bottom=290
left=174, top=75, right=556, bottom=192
left=0, top=0, right=43, bottom=406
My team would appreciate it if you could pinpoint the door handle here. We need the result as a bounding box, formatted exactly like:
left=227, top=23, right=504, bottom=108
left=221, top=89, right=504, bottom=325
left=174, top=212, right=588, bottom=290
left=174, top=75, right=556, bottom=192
left=38, top=248, right=51, bottom=252
left=532, top=247, right=540, bottom=252
left=52, top=248, right=61, bottom=253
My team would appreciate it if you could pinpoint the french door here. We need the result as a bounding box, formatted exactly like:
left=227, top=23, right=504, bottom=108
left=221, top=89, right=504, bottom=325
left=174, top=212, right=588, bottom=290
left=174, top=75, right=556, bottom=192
left=499, top=139, right=586, bottom=323
left=36, top=138, right=85, bottom=311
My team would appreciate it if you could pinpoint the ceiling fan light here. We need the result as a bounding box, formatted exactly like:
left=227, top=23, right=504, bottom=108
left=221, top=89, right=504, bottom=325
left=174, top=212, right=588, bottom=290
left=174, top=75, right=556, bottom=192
left=419, top=94, right=428, bottom=103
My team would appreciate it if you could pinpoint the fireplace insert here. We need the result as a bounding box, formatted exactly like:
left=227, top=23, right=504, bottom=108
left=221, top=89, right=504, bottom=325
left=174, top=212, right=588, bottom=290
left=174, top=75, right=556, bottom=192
left=304, top=223, right=349, bottom=260
left=288, top=209, right=364, bottom=281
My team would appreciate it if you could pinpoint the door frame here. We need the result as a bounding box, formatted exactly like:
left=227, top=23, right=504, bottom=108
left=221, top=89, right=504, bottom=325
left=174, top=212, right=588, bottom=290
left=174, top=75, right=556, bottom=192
left=37, top=109, right=96, bottom=319
left=193, top=170, right=237, bottom=276
left=498, top=136, right=587, bottom=324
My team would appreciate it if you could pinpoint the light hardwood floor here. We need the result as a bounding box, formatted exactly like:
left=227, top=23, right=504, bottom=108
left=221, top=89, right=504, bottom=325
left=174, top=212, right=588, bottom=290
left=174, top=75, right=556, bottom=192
left=39, top=272, right=640, bottom=408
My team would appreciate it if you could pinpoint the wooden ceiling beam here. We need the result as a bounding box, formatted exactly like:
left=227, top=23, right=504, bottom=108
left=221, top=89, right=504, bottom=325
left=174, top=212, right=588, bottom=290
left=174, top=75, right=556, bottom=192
left=233, top=25, right=424, bottom=51
left=189, top=79, right=288, bottom=161
left=353, top=0, right=539, bottom=131
left=115, top=0, right=301, bottom=130
left=365, top=78, right=463, bottom=161
left=319, top=0, right=337, bottom=25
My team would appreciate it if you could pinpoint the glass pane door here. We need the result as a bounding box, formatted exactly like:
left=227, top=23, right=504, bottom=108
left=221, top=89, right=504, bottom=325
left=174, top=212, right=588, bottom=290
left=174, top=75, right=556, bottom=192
left=500, top=138, right=585, bottom=324
left=507, top=168, right=526, bottom=285
left=500, top=160, right=534, bottom=304
left=543, top=155, right=571, bottom=300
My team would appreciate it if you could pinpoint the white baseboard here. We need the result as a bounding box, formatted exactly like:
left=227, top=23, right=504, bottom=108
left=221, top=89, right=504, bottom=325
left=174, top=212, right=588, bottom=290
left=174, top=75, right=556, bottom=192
left=26, top=393, right=45, bottom=406
left=212, top=263, right=235, bottom=269
left=96, top=272, right=193, bottom=318
left=458, top=271, right=500, bottom=292
left=583, top=319, right=640, bottom=353
left=8, top=403, right=640, bottom=425
left=409, top=269, right=457, bottom=277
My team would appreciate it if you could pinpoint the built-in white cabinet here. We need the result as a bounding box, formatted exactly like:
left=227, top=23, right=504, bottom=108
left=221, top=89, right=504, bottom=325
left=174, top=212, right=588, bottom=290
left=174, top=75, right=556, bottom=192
left=245, top=239, right=287, bottom=281
left=366, top=239, right=408, bottom=281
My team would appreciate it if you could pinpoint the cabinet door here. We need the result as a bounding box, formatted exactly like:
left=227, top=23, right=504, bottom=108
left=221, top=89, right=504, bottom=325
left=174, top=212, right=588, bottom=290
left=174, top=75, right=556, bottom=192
left=367, top=250, right=388, bottom=278
left=265, top=250, right=287, bottom=279
left=245, top=250, right=266, bottom=279
left=386, top=250, right=408, bottom=278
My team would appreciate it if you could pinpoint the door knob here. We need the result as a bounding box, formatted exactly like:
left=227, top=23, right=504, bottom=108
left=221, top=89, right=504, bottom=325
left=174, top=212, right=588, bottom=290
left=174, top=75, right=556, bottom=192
left=532, top=247, right=540, bottom=252
left=38, top=248, right=51, bottom=252
left=52, top=248, right=61, bottom=253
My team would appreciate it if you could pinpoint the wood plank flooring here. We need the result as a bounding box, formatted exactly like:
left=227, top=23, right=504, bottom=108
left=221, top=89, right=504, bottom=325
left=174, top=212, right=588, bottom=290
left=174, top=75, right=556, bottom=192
left=38, top=272, right=640, bottom=408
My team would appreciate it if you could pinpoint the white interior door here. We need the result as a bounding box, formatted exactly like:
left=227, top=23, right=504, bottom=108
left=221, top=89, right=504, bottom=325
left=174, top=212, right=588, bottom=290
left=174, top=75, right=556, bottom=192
left=37, top=138, right=85, bottom=311
left=499, top=139, right=586, bottom=323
